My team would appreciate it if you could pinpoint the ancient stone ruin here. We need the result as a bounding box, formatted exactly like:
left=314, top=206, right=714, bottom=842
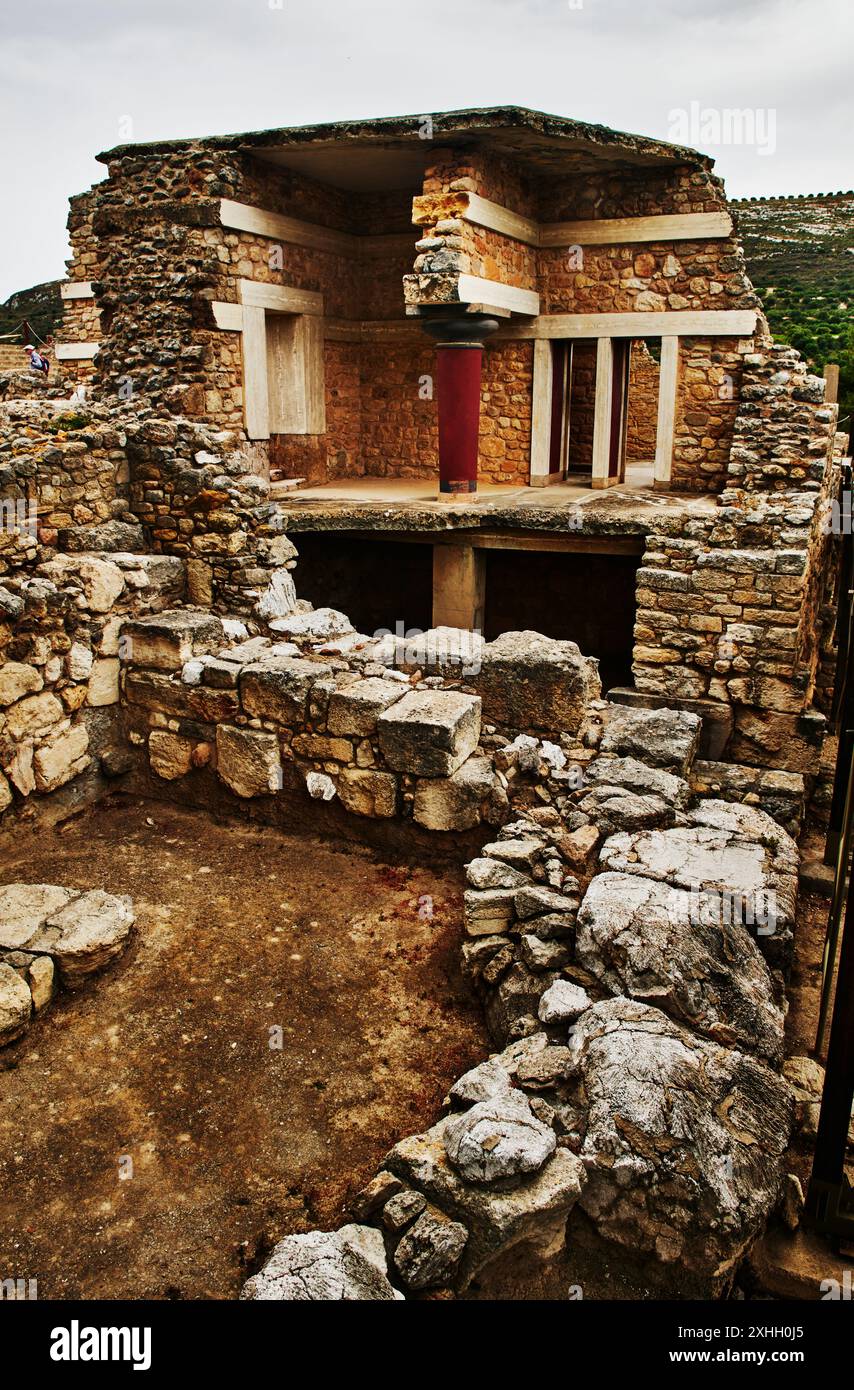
left=0, top=107, right=848, bottom=1301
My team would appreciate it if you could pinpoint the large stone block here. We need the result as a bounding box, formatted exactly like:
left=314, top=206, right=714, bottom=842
left=413, top=755, right=500, bottom=831
left=239, top=657, right=321, bottom=725
left=241, top=1225, right=401, bottom=1301
left=0, top=661, right=42, bottom=707
left=327, top=678, right=407, bottom=737
left=122, top=610, right=225, bottom=671
left=32, top=723, right=90, bottom=792
left=149, top=730, right=194, bottom=780
left=0, top=961, right=32, bottom=1045
left=599, top=704, right=701, bottom=774
left=216, top=725, right=281, bottom=798
left=337, top=768, right=398, bottom=818
left=377, top=690, right=481, bottom=776
left=471, top=631, right=600, bottom=733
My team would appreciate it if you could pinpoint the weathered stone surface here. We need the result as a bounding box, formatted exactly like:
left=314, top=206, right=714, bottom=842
left=239, top=656, right=320, bottom=725
left=567, top=997, right=793, bottom=1287
left=600, top=705, right=701, bottom=774
left=0, top=773, right=11, bottom=813
left=413, top=755, right=501, bottom=831
left=149, top=730, right=194, bottom=780
left=0, top=661, right=42, bottom=706
left=514, top=884, right=580, bottom=920
left=337, top=768, right=397, bottom=818
left=381, top=1189, right=426, bottom=1233
left=27, top=955, right=55, bottom=1011
left=43, top=889, right=135, bottom=984
left=0, top=884, right=74, bottom=949
left=485, top=962, right=558, bottom=1045
left=464, top=887, right=516, bottom=936
left=0, top=961, right=32, bottom=1044
left=377, top=689, right=481, bottom=776
left=269, top=606, right=352, bottom=641
left=87, top=657, right=120, bottom=706
left=471, top=630, right=600, bottom=733
left=466, top=857, right=529, bottom=892
left=576, top=872, right=784, bottom=1062
left=349, top=1171, right=405, bottom=1221
left=392, top=1205, right=468, bottom=1289
left=216, top=725, right=281, bottom=798
left=598, top=800, right=798, bottom=954
left=580, top=756, right=689, bottom=831
left=327, top=678, right=406, bottom=735
left=444, top=1091, right=556, bottom=1184
left=40, top=555, right=125, bottom=613
left=519, top=933, right=572, bottom=972
left=123, top=610, right=225, bottom=670
left=538, top=979, right=592, bottom=1026
left=386, top=1118, right=585, bottom=1285
left=255, top=568, right=298, bottom=621
left=5, top=692, right=64, bottom=740
left=32, top=723, right=90, bottom=792
left=240, top=1224, right=402, bottom=1301
left=305, top=770, right=336, bottom=800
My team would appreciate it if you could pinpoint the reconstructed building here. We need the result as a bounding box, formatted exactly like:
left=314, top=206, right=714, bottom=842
left=52, top=107, right=843, bottom=775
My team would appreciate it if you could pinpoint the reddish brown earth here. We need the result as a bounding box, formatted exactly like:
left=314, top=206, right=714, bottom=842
left=0, top=797, right=487, bottom=1300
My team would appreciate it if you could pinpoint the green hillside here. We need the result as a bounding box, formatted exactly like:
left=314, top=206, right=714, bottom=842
left=734, top=192, right=854, bottom=434
left=0, top=279, right=63, bottom=345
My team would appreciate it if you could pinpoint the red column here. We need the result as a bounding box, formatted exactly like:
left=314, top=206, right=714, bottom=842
left=436, top=342, right=483, bottom=495
left=422, top=313, right=499, bottom=498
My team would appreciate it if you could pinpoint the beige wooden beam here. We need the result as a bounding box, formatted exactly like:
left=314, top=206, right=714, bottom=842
left=498, top=309, right=756, bottom=340
left=239, top=279, right=323, bottom=315
left=538, top=211, right=733, bottom=247
left=241, top=304, right=269, bottom=440
left=591, top=337, right=616, bottom=490
left=529, top=339, right=555, bottom=486
left=456, top=274, right=539, bottom=317
left=462, top=193, right=539, bottom=246
left=654, top=336, right=680, bottom=489
left=220, top=198, right=412, bottom=261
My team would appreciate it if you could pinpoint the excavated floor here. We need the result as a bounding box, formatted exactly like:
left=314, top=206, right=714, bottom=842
left=0, top=798, right=487, bottom=1300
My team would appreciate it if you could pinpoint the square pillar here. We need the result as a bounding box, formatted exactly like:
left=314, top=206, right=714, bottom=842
left=591, top=336, right=616, bottom=489
left=432, top=543, right=486, bottom=631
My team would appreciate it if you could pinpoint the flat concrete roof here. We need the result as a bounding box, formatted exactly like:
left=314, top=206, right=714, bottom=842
left=98, top=105, right=713, bottom=188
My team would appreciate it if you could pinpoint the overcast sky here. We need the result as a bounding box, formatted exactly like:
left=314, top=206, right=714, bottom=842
left=2, top=0, right=851, bottom=301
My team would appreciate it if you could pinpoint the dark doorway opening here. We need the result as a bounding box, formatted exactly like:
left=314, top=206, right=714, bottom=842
left=483, top=548, right=640, bottom=691
left=288, top=533, right=433, bottom=637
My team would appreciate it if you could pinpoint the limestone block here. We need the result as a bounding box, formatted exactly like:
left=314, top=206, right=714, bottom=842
left=241, top=1225, right=402, bottom=1301
left=327, top=678, right=407, bottom=737
left=240, top=657, right=321, bottom=725
left=67, top=643, right=94, bottom=681
left=444, top=1091, right=556, bottom=1184
left=14, top=889, right=135, bottom=986
left=32, top=723, right=90, bottom=792
left=269, top=607, right=353, bottom=641
left=149, top=730, right=194, bottom=780
left=0, top=661, right=43, bottom=706
left=39, top=555, right=124, bottom=613
left=0, top=772, right=11, bottom=813
left=0, top=961, right=32, bottom=1045
left=27, top=955, right=55, bottom=1011
left=600, top=704, right=701, bottom=774
left=291, top=734, right=353, bottom=762
left=337, top=768, right=398, bottom=818
left=216, top=725, right=282, bottom=798
left=471, top=631, right=600, bottom=734
left=5, top=692, right=64, bottom=740
left=0, top=884, right=72, bottom=951
left=86, top=657, right=120, bottom=706
left=392, top=1206, right=468, bottom=1291
left=538, top=980, right=591, bottom=1025
left=377, top=690, right=481, bottom=776
left=567, top=997, right=793, bottom=1289
left=122, top=610, right=225, bottom=671
left=576, top=871, right=784, bottom=1062
left=4, top=744, right=35, bottom=796
left=413, top=755, right=498, bottom=832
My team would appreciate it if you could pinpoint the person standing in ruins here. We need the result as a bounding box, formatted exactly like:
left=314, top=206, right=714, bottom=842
left=25, top=343, right=49, bottom=377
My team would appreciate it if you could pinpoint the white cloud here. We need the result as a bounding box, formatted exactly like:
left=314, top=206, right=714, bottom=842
left=2, top=0, right=852, bottom=299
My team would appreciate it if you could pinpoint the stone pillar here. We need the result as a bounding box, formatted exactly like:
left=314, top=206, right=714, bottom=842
left=432, top=543, right=486, bottom=631
left=422, top=313, right=499, bottom=497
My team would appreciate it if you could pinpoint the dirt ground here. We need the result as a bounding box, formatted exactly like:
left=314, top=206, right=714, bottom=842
left=0, top=797, right=488, bottom=1300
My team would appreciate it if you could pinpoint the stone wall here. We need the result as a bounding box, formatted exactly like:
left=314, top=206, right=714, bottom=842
left=632, top=347, right=842, bottom=770
left=625, top=340, right=659, bottom=461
